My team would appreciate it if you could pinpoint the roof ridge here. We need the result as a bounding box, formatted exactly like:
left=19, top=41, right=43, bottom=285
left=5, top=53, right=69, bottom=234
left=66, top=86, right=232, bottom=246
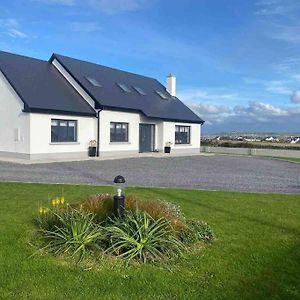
left=0, top=50, right=48, bottom=63
left=51, top=53, right=158, bottom=82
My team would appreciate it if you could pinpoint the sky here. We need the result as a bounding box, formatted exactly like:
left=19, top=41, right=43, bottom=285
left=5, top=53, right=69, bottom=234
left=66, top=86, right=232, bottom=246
left=0, top=0, right=300, bottom=134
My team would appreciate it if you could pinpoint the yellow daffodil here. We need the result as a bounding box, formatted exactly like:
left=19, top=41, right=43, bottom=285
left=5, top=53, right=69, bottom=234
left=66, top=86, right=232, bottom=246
left=39, top=207, right=44, bottom=214
left=60, top=197, right=65, bottom=205
left=51, top=199, right=56, bottom=206
left=43, top=208, right=49, bottom=214
left=55, top=197, right=60, bottom=205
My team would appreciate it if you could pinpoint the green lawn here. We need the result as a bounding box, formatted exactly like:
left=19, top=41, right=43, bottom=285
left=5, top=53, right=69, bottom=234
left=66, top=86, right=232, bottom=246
left=272, top=157, right=300, bottom=163
left=0, top=182, right=299, bottom=300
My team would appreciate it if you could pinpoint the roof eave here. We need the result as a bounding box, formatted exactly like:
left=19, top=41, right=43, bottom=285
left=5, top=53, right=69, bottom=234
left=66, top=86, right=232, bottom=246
left=23, top=107, right=96, bottom=117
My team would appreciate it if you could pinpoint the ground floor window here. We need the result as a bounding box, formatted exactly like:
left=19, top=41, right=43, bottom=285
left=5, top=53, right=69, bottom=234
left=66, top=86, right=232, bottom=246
left=110, top=122, right=129, bottom=142
left=175, top=125, right=191, bottom=144
left=51, top=119, right=77, bottom=143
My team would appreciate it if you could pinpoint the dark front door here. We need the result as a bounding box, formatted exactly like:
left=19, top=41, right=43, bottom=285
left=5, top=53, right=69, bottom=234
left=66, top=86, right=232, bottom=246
left=139, top=124, right=155, bottom=153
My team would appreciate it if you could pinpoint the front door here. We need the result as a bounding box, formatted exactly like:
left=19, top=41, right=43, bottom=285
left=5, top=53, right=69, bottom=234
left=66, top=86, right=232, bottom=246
left=139, top=124, right=155, bottom=153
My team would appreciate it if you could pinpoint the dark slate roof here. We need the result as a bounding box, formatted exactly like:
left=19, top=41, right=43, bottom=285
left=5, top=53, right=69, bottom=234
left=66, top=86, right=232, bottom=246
left=0, top=51, right=96, bottom=116
left=51, top=54, right=204, bottom=124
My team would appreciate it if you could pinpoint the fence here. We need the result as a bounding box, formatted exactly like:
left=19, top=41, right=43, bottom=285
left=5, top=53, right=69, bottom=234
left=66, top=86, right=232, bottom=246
left=200, top=146, right=300, bottom=158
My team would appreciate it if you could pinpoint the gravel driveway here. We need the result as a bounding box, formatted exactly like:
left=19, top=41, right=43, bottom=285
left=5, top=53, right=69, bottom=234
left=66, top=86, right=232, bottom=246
left=0, top=155, right=299, bottom=193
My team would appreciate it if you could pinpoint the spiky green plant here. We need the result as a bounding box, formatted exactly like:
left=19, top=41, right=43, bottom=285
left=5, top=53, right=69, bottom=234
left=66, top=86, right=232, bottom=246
left=40, top=208, right=103, bottom=261
left=105, top=211, right=186, bottom=263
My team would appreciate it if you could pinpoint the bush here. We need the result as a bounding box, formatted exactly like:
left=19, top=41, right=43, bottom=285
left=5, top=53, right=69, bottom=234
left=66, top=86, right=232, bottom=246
left=125, top=195, right=187, bottom=233
left=40, top=208, right=103, bottom=262
left=180, top=220, right=214, bottom=245
left=73, top=194, right=113, bottom=223
left=105, top=211, right=185, bottom=263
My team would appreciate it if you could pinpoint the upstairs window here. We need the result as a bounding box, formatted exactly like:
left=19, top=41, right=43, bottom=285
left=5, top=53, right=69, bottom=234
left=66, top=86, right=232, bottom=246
left=85, top=76, right=102, bottom=87
left=110, top=122, right=129, bottom=142
left=175, top=125, right=190, bottom=144
left=155, top=90, right=168, bottom=99
left=133, top=86, right=146, bottom=95
left=51, top=119, right=77, bottom=143
left=117, top=83, right=131, bottom=93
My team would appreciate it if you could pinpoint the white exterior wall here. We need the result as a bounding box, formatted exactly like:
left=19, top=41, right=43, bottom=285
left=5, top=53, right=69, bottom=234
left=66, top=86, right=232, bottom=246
left=0, top=71, right=30, bottom=157
left=162, top=121, right=201, bottom=153
left=99, top=110, right=162, bottom=155
left=99, top=109, right=201, bottom=156
left=29, top=113, right=96, bottom=159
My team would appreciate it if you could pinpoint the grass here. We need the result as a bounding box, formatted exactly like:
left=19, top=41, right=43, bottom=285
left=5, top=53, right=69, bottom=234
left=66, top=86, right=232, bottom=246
left=272, top=157, right=300, bottom=163
left=0, top=182, right=299, bottom=300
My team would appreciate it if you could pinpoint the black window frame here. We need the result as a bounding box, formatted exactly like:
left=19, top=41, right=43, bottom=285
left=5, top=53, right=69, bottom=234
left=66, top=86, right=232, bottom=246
left=51, top=119, right=78, bottom=143
left=175, top=125, right=191, bottom=145
left=110, top=122, right=129, bottom=143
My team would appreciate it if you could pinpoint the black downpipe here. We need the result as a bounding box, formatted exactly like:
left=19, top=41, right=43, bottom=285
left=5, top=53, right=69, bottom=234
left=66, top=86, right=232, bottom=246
left=96, top=109, right=102, bottom=157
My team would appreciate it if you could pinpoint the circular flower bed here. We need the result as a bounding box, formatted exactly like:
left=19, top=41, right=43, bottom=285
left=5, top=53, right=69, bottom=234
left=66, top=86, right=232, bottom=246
left=35, top=194, right=214, bottom=264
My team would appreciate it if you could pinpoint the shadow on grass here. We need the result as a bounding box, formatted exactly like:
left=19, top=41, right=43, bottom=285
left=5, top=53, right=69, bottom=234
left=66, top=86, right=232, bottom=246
left=234, top=241, right=300, bottom=299
left=150, top=189, right=300, bottom=236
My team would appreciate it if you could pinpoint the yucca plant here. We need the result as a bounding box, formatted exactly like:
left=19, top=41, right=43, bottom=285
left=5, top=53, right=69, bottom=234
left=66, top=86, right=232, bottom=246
left=40, top=208, right=103, bottom=262
left=105, top=211, right=186, bottom=263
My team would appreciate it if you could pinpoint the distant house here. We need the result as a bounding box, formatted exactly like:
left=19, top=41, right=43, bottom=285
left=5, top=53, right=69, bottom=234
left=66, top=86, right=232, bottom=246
left=290, top=137, right=300, bottom=144
left=0, top=51, right=204, bottom=160
left=264, top=136, right=279, bottom=142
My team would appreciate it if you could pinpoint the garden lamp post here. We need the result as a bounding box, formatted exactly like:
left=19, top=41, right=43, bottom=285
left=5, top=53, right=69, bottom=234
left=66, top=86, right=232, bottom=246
left=113, top=175, right=126, bottom=218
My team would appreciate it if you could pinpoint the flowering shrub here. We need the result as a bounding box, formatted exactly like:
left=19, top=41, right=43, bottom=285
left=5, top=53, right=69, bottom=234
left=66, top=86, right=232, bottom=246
left=35, top=196, right=66, bottom=230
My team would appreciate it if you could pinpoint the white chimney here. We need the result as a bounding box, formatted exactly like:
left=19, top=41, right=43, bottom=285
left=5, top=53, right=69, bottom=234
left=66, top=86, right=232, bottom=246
left=167, top=73, right=176, bottom=97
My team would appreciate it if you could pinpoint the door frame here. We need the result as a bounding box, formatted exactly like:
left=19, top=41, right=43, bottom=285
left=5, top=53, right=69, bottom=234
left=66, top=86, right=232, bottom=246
left=139, top=123, right=155, bottom=153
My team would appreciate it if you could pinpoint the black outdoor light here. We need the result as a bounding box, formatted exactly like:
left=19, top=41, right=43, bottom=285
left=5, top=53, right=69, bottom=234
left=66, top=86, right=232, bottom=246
left=113, top=175, right=126, bottom=218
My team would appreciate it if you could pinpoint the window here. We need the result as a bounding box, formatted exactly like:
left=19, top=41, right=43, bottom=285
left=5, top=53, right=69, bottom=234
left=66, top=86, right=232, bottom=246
left=85, top=76, right=102, bottom=87
left=155, top=90, right=168, bottom=99
left=133, top=86, right=146, bottom=95
left=110, top=122, right=129, bottom=142
left=116, top=83, right=131, bottom=93
left=175, top=125, right=190, bottom=144
left=51, top=119, right=77, bottom=143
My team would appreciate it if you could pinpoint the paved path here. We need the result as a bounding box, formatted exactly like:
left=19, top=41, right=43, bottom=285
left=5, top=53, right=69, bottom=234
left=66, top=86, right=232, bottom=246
left=0, top=156, right=299, bottom=193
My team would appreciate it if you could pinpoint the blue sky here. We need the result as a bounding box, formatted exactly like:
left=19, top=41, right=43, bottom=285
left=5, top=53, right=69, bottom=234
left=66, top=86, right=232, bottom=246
left=0, top=0, right=300, bottom=134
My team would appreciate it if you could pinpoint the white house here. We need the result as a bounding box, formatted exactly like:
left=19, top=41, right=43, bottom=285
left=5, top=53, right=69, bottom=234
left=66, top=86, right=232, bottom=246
left=0, top=51, right=204, bottom=160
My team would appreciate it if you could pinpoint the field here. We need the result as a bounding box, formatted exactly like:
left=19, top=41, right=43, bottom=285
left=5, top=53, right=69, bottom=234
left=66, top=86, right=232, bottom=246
left=202, top=140, right=300, bottom=150
left=0, top=182, right=299, bottom=299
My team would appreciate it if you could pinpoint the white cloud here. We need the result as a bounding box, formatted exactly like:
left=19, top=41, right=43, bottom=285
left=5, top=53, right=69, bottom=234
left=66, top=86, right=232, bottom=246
left=193, top=103, right=232, bottom=115
left=0, top=18, right=31, bottom=39
left=87, top=0, right=150, bottom=14
left=244, top=78, right=292, bottom=95
left=255, top=0, right=300, bottom=46
left=291, top=90, right=300, bottom=103
left=233, top=101, right=289, bottom=117
left=268, top=24, right=300, bottom=44
left=255, top=0, right=300, bottom=16
left=186, top=99, right=299, bottom=131
left=178, top=89, right=241, bottom=103
left=8, top=29, right=29, bottom=38
left=69, top=22, right=101, bottom=33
